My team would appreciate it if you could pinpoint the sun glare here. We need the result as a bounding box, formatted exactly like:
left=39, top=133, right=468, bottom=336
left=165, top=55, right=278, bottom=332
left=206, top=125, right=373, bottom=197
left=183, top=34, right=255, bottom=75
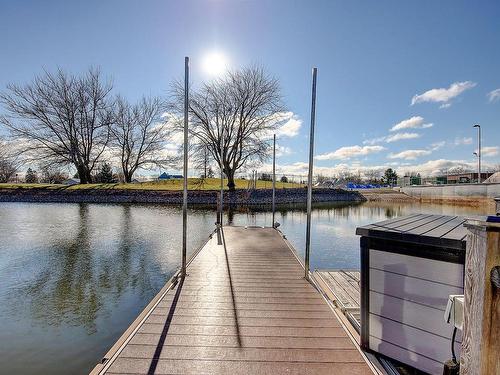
left=201, top=52, right=229, bottom=76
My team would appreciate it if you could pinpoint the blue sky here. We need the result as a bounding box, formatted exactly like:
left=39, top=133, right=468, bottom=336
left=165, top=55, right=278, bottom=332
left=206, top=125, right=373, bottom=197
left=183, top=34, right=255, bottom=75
left=1, top=0, right=499, bottom=177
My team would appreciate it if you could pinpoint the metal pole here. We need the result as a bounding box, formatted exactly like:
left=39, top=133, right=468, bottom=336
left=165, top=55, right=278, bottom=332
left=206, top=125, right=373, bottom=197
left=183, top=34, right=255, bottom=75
left=220, top=128, right=224, bottom=227
left=272, top=134, right=276, bottom=228
left=305, top=67, right=317, bottom=280
left=474, top=124, right=481, bottom=183
left=181, top=57, right=189, bottom=277
left=477, top=125, right=481, bottom=183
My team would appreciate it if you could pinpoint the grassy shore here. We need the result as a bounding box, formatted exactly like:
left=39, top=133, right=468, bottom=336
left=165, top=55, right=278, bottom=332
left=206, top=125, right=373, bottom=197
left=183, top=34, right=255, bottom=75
left=0, top=178, right=304, bottom=191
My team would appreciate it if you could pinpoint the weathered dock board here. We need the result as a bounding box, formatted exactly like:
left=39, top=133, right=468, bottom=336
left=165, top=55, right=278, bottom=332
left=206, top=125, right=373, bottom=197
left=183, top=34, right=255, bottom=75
left=314, top=270, right=361, bottom=330
left=91, top=227, right=374, bottom=375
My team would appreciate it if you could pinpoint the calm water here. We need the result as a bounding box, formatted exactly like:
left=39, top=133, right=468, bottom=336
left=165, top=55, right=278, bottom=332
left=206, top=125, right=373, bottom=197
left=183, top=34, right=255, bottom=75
left=0, top=201, right=489, bottom=374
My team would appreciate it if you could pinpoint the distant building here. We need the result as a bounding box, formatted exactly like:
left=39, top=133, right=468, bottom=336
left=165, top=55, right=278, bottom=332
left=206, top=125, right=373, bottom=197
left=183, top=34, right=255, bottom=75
left=421, top=176, right=447, bottom=185
left=158, top=172, right=183, bottom=180
left=398, top=175, right=421, bottom=187
left=63, top=178, right=80, bottom=186
left=446, top=172, right=493, bottom=184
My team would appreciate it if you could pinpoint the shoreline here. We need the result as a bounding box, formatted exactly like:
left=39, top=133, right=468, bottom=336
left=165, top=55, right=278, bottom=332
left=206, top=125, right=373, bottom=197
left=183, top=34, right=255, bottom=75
left=2, top=186, right=492, bottom=208
left=0, top=187, right=366, bottom=206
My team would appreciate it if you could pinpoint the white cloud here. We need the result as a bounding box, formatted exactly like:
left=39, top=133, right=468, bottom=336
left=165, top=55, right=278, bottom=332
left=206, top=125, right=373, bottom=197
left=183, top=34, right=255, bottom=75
left=275, top=145, right=292, bottom=157
left=362, top=136, right=387, bottom=145
left=364, top=116, right=432, bottom=145
left=386, top=132, right=421, bottom=143
left=481, top=146, right=499, bottom=157
left=255, top=158, right=496, bottom=179
left=363, top=132, right=421, bottom=144
left=431, top=141, right=446, bottom=151
left=273, top=112, right=302, bottom=137
left=454, top=137, right=473, bottom=146
left=388, top=149, right=432, bottom=160
left=487, top=88, right=500, bottom=103
left=254, top=159, right=500, bottom=180
left=390, top=116, right=433, bottom=132
left=315, top=145, right=385, bottom=161
left=411, top=81, right=477, bottom=107
left=398, top=159, right=476, bottom=176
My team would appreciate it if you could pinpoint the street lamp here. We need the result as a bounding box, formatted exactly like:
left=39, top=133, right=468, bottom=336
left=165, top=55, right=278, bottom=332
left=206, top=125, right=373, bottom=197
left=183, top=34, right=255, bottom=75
left=473, top=124, right=481, bottom=183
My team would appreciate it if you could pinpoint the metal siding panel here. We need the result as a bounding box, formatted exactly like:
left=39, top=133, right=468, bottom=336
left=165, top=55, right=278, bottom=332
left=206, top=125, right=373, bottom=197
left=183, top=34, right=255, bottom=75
left=369, top=336, right=443, bottom=375
left=370, top=249, right=463, bottom=287
left=369, top=314, right=460, bottom=364
left=369, top=291, right=462, bottom=341
left=368, top=268, right=463, bottom=310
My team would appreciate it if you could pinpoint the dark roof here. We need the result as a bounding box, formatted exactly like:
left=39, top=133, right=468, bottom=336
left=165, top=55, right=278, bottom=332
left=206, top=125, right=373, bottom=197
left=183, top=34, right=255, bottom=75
left=158, top=172, right=183, bottom=179
left=355, top=213, right=482, bottom=251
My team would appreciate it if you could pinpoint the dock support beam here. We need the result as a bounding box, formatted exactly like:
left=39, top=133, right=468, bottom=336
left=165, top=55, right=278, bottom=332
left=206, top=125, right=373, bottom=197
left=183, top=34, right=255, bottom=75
left=304, top=67, right=317, bottom=280
left=461, top=219, right=500, bottom=374
left=181, top=56, right=189, bottom=277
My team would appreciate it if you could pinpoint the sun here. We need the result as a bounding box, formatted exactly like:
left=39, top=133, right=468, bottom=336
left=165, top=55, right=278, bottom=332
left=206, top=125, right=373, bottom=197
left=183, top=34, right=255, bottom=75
left=201, top=51, right=229, bottom=76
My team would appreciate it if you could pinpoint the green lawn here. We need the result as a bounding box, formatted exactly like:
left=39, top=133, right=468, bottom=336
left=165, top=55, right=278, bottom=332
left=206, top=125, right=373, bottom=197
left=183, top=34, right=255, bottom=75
left=0, top=178, right=304, bottom=191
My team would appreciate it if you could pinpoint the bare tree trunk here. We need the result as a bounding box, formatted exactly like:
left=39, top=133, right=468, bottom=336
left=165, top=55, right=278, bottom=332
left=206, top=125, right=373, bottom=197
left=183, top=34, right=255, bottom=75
left=124, top=170, right=134, bottom=183
left=226, top=168, right=236, bottom=191
left=77, top=165, right=88, bottom=184
left=85, top=169, right=93, bottom=184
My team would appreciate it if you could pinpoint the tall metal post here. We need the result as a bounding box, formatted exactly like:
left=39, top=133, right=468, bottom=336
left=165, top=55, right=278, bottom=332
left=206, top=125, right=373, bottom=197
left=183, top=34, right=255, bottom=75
left=220, top=129, right=224, bottom=228
left=474, top=124, right=481, bottom=183
left=181, top=57, right=189, bottom=277
left=305, top=67, right=317, bottom=280
left=272, top=134, right=276, bottom=228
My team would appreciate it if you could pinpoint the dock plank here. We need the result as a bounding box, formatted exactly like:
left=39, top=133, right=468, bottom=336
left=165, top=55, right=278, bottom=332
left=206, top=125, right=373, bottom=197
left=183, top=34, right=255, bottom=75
left=94, top=227, right=373, bottom=375
left=314, top=270, right=361, bottom=331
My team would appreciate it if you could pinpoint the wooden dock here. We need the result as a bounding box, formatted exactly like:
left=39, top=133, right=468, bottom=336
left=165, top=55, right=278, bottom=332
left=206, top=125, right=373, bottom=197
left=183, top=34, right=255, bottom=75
left=91, top=226, right=376, bottom=375
left=314, top=270, right=361, bottom=331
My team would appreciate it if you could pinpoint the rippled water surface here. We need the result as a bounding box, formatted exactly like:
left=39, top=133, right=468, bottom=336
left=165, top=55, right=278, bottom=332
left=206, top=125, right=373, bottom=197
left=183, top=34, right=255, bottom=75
left=0, top=201, right=489, bottom=374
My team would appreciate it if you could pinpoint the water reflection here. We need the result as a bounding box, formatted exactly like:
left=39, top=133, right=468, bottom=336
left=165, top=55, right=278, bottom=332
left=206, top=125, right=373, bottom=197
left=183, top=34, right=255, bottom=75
left=0, top=203, right=214, bottom=375
left=0, top=201, right=489, bottom=375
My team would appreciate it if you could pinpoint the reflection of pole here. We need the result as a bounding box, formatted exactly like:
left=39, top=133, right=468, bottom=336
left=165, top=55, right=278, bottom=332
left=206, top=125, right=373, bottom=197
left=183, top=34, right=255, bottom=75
left=305, top=67, right=317, bottom=280
left=272, top=134, right=276, bottom=228
left=181, top=57, right=189, bottom=277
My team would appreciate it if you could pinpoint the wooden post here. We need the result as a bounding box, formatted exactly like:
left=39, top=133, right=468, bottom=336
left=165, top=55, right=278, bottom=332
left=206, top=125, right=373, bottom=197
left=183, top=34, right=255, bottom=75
left=461, top=219, right=500, bottom=375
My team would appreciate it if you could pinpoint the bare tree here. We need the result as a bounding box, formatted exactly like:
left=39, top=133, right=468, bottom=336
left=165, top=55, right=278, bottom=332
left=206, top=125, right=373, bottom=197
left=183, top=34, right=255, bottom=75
left=39, top=165, right=68, bottom=184
left=448, top=165, right=471, bottom=174
left=0, top=68, right=114, bottom=183
left=363, top=169, right=383, bottom=183
left=193, top=143, right=213, bottom=178
left=0, top=137, right=20, bottom=182
left=111, top=96, right=176, bottom=183
left=172, top=66, right=285, bottom=190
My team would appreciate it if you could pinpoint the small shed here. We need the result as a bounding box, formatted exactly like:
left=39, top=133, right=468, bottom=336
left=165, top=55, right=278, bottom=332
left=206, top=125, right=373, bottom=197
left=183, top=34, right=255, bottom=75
left=356, top=214, right=470, bottom=375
